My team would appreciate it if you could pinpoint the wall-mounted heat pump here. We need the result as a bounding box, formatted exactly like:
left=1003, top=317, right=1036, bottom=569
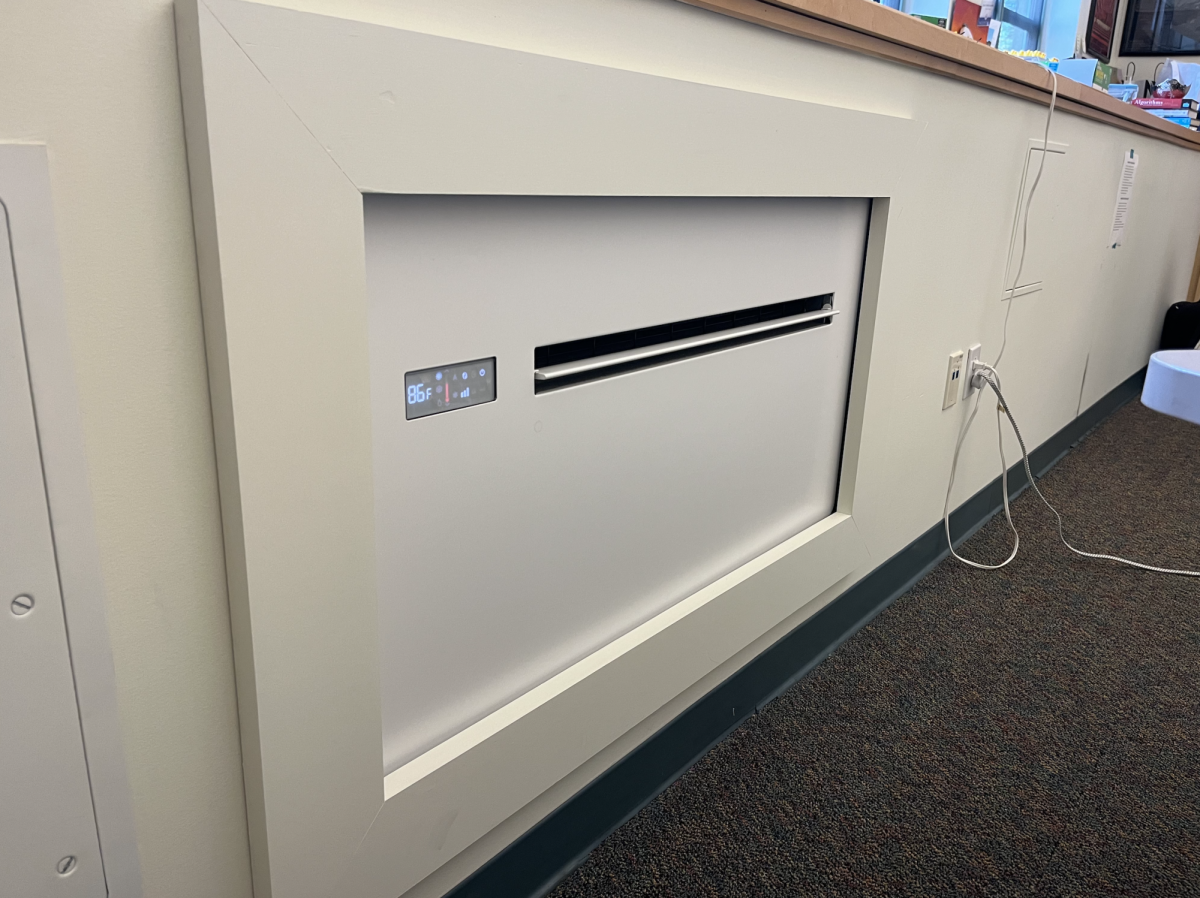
left=365, top=196, right=870, bottom=774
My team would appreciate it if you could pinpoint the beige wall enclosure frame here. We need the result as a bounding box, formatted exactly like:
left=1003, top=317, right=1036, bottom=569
left=174, top=1, right=920, bottom=896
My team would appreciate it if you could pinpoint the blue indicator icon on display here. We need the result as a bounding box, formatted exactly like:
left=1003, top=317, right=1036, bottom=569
left=435, top=372, right=442, bottom=380
left=479, top=369, right=486, bottom=376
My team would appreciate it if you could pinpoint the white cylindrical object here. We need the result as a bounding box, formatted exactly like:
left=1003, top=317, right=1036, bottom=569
left=1142, top=349, right=1200, bottom=426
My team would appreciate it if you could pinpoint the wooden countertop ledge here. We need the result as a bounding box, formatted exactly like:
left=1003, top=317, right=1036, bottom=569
left=680, top=0, right=1200, bottom=151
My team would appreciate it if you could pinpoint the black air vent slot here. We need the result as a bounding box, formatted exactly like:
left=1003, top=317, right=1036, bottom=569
left=533, top=293, right=835, bottom=393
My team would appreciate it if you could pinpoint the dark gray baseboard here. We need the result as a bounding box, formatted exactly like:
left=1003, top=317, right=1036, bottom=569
left=446, top=367, right=1147, bottom=898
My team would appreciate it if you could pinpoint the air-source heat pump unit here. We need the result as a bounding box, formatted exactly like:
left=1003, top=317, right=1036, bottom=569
left=365, top=196, right=870, bottom=774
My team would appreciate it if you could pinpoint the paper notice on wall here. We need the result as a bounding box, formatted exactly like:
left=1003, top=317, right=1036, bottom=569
left=1110, top=150, right=1138, bottom=247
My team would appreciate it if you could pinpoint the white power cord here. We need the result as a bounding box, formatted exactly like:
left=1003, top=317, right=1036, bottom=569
left=961, top=362, right=1200, bottom=577
left=943, top=68, right=1057, bottom=571
left=943, top=67, right=1200, bottom=578
left=996, top=69, right=1057, bottom=371
left=943, top=365, right=1019, bottom=570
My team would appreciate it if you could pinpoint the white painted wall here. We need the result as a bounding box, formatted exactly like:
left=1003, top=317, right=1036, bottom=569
left=0, top=3, right=252, bottom=897
left=3, top=0, right=1199, bottom=896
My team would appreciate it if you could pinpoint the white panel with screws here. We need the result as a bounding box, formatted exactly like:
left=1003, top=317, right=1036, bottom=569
left=0, top=202, right=105, bottom=894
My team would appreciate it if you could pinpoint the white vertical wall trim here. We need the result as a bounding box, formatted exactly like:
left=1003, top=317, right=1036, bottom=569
left=0, top=144, right=143, bottom=897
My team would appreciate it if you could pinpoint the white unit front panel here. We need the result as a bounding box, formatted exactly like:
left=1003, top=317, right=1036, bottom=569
left=366, top=196, right=869, bottom=773
left=0, top=212, right=106, bottom=894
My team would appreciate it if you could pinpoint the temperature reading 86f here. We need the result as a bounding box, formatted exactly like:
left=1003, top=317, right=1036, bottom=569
left=404, top=357, right=496, bottom=420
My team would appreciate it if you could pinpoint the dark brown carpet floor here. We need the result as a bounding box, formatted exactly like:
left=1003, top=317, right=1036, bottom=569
left=548, top=399, right=1200, bottom=898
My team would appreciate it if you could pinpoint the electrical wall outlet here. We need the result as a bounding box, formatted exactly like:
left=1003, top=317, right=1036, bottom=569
left=964, top=343, right=982, bottom=398
left=943, top=350, right=964, bottom=409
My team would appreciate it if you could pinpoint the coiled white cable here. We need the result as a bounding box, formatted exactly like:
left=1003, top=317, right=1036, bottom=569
left=953, top=362, right=1200, bottom=577
left=939, top=66, right=1199, bottom=577
left=944, top=67, right=1194, bottom=576
left=943, top=372, right=1019, bottom=570
left=942, top=68, right=1057, bottom=570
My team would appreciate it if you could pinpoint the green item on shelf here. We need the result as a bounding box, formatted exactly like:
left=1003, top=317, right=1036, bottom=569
left=1057, top=58, right=1114, bottom=91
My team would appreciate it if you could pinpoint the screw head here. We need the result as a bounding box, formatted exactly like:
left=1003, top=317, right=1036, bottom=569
left=56, top=856, right=77, bottom=876
left=11, top=594, right=33, bottom=616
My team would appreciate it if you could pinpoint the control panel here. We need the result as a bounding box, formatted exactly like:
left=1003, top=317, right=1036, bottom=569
left=405, top=357, right=496, bottom=420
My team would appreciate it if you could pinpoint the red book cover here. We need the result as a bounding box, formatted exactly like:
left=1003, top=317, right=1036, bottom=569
left=1133, top=98, right=1193, bottom=109
left=949, top=0, right=988, bottom=42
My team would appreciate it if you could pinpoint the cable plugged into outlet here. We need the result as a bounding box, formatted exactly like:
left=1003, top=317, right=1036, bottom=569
left=945, top=363, right=1200, bottom=577
left=942, top=69, right=1060, bottom=575
left=940, top=67, right=1196, bottom=579
left=964, top=344, right=983, bottom=398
